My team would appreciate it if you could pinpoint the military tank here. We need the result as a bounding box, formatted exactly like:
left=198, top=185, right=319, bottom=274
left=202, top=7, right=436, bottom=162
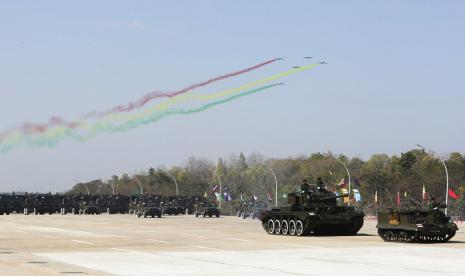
left=261, top=184, right=364, bottom=236
left=377, top=204, right=458, bottom=242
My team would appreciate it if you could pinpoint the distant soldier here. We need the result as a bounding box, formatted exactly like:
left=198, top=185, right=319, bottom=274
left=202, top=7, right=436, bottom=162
left=428, top=197, right=437, bottom=211
left=316, top=177, right=325, bottom=191
left=301, top=179, right=310, bottom=193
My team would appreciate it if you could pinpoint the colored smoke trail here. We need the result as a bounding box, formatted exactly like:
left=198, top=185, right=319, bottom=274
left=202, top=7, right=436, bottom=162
left=106, top=63, right=319, bottom=123
left=8, top=58, right=278, bottom=137
left=0, top=83, right=282, bottom=153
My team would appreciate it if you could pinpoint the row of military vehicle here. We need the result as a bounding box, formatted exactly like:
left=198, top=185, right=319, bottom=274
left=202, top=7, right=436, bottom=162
left=0, top=194, right=207, bottom=216
left=259, top=183, right=458, bottom=243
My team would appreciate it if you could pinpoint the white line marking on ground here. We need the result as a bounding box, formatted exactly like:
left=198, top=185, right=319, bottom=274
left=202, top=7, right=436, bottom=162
left=146, top=239, right=170, bottom=244
left=191, top=245, right=223, bottom=251
left=225, top=238, right=255, bottom=243
left=72, top=240, right=95, bottom=245
left=111, top=248, right=139, bottom=253
left=286, top=244, right=323, bottom=249
left=41, top=234, right=57, bottom=238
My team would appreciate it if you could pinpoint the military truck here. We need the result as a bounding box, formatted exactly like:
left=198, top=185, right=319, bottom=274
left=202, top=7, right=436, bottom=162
left=261, top=184, right=364, bottom=236
left=194, top=201, right=220, bottom=217
left=377, top=204, right=458, bottom=242
left=239, top=200, right=268, bottom=219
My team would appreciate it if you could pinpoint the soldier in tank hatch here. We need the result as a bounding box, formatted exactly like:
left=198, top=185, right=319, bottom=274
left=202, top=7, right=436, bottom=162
left=316, top=177, right=325, bottom=191
left=301, top=179, right=310, bottom=193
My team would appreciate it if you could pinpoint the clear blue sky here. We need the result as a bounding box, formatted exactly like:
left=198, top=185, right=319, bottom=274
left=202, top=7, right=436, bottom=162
left=1, top=1, right=464, bottom=192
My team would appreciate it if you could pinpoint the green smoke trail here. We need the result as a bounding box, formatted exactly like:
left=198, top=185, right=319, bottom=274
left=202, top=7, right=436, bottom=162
left=1, top=83, right=282, bottom=153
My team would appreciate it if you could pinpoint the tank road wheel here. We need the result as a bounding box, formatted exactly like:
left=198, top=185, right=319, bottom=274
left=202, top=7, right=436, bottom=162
left=274, top=220, right=281, bottom=234
left=289, top=220, right=296, bottom=235
left=445, top=230, right=456, bottom=241
left=383, top=230, right=395, bottom=242
left=398, top=231, right=408, bottom=242
left=241, top=212, right=246, bottom=219
left=267, top=219, right=275, bottom=234
left=399, top=230, right=416, bottom=243
left=296, top=220, right=304, bottom=236
left=250, top=213, right=255, bottom=219
left=281, top=220, right=289, bottom=235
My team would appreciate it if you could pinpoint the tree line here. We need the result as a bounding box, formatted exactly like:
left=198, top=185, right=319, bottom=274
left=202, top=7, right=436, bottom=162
left=68, top=149, right=465, bottom=218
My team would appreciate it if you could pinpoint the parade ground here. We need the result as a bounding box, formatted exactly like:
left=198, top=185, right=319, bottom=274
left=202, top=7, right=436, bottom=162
left=1, top=215, right=464, bottom=275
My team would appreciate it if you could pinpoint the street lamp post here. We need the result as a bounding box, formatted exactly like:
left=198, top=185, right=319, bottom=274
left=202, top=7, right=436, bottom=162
left=216, top=176, right=222, bottom=209
left=133, top=176, right=143, bottom=195
left=165, top=171, right=179, bottom=196
left=417, top=144, right=450, bottom=215
left=269, top=167, right=278, bottom=207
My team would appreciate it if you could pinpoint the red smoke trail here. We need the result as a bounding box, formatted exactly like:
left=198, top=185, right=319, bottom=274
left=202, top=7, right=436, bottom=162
left=2, top=58, right=278, bottom=137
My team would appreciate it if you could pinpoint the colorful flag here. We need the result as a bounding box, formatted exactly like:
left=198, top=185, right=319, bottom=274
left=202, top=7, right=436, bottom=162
left=212, top=185, right=219, bottom=192
left=353, top=189, right=361, bottom=202
left=449, top=188, right=459, bottom=199
left=223, top=192, right=229, bottom=201
left=214, top=192, right=222, bottom=201
left=374, top=190, right=378, bottom=203
left=339, top=178, right=347, bottom=188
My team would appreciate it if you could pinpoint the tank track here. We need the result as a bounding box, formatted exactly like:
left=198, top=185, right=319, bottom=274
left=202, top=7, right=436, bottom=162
left=378, top=229, right=456, bottom=243
left=262, top=215, right=364, bottom=236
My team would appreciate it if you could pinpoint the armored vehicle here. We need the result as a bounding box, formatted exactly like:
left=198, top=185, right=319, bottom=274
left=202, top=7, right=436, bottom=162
left=103, top=195, right=130, bottom=214
left=163, top=200, right=185, bottom=215
left=137, top=202, right=163, bottom=218
left=377, top=205, right=458, bottom=242
left=261, top=184, right=364, bottom=236
left=30, top=194, right=60, bottom=215
left=0, top=194, right=12, bottom=215
left=194, top=201, right=220, bottom=217
left=79, top=200, right=101, bottom=215
left=242, top=201, right=268, bottom=219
